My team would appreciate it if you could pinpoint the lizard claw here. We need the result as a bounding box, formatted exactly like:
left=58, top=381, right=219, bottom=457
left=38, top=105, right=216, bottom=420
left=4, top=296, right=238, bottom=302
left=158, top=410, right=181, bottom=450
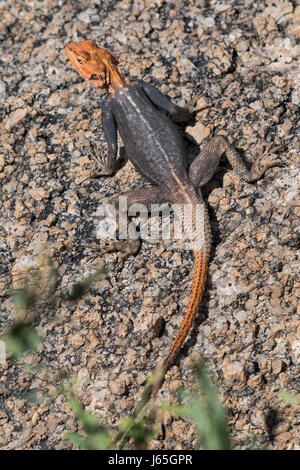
left=173, top=97, right=211, bottom=123
left=86, top=141, right=115, bottom=176
left=186, top=95, right=211, bottom=113
left=248, top=142, right=283, bottom=181
left=261, top=142, right=283, bottom=156
left=115, top=239, right=141, bottom=267
left=86, top=239, right=141, bottom=268
left=260, top=142, right=284, bottom=168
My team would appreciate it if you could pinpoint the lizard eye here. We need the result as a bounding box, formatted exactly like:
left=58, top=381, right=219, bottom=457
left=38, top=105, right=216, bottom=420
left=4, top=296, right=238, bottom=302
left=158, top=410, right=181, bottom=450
left=77, top=57, right=85, bottom=65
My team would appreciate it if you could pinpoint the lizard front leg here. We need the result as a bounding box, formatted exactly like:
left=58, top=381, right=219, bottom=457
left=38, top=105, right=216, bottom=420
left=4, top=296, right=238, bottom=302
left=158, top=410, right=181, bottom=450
left=188, top=135, right=281, bottom=188
left=137, top=79, right=203, bottom=123
left=88, top=96, right=121, bottom=176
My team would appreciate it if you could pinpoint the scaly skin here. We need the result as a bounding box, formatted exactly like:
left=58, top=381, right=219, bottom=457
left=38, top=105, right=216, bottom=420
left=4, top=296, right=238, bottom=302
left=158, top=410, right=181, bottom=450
left=65, top=40, right=280, bottom=412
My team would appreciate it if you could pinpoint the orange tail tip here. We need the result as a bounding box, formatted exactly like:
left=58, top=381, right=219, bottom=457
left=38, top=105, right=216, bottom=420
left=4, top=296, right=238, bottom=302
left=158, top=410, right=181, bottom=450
left=163, top=249, right=209, bottom=371
left=149, top=250, right=209, bottom=398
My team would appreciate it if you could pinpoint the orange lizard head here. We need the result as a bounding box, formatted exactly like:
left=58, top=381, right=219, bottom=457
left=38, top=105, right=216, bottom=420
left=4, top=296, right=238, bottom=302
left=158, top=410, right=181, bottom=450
left=65, top=40, right=124, bottom=90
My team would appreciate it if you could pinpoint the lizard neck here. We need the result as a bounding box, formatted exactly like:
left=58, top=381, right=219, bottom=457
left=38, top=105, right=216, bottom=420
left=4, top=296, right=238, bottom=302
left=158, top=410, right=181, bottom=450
left=106, top=61, right=127, bottom=95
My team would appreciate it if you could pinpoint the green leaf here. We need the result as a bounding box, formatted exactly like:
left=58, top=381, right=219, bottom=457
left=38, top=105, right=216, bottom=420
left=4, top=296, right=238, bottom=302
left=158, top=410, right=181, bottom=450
left=279, top=389, right=300, bottom=406
left=11, top=287, right=36, bottom=311
left=172, top=360, right=231, bottom=450
left=4, top=323, right=41, bottom=359
left=68, top=265, right=106, bottom=301
left=64, top=390, right=114, bottom=450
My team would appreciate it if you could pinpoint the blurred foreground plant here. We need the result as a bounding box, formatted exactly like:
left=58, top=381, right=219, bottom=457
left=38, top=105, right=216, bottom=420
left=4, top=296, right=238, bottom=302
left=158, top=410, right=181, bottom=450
left=2, top=252, right=232, bottom=450
left=65, top=359, right=231, bottom=450
left=163, top=359, right=231, bottom=450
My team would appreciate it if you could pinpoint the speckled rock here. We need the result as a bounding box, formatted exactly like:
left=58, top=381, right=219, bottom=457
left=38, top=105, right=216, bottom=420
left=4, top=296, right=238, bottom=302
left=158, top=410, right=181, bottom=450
left=0, top=0, right=299, bottom=451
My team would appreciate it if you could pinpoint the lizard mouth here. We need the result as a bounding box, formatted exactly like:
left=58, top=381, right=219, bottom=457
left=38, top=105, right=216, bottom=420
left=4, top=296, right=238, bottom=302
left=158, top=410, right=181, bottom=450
left=78, top=70, right=106, bottom=88
left=87, top=74, right=106, bottom=88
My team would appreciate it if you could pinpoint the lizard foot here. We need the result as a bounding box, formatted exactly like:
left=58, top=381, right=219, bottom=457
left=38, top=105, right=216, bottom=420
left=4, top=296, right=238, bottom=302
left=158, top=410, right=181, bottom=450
left=248, top=142, right=283, bottom=182
left=173, top=97, right=211, bottom=123
left=86, top=239, right=141, bottom=267
left=86, top=141, right=115, bottom=176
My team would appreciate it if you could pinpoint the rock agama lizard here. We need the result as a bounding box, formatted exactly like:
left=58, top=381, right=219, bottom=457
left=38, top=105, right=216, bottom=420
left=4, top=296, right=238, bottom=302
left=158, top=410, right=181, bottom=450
left=65, top=40, right=280, bottom=400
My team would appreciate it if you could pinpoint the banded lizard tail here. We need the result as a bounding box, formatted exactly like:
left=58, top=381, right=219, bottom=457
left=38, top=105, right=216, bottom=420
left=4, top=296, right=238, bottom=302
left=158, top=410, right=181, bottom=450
left=65, top=40, right=280, bottom=401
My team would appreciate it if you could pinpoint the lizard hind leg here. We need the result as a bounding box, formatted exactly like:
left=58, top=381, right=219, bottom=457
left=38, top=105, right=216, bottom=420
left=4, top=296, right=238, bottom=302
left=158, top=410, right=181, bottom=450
left=188, top=136, right=226, bottom=189
left=88, top=186, right=168, bottom=267
left=188, top=135, right=282, bottom=188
